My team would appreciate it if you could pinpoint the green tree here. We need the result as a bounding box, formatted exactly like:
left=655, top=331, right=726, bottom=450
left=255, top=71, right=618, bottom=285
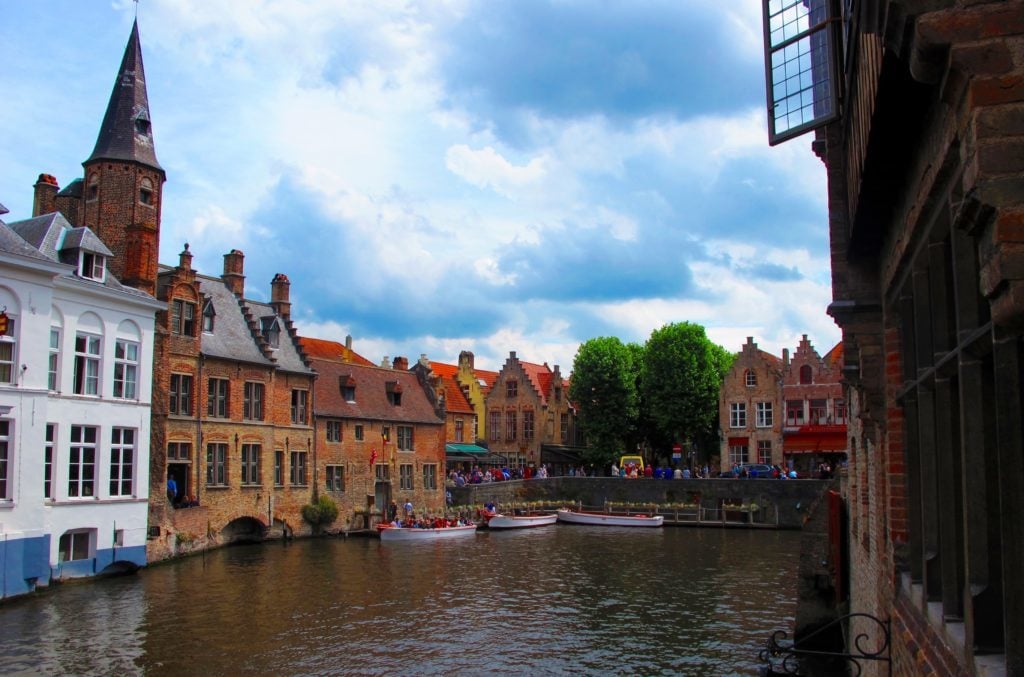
left=641, top=322, right=733, bottom=461
left=569, top=337, right=639, bottom=469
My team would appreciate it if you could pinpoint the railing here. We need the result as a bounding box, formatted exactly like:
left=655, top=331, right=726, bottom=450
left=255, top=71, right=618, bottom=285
left=759, top=613, right=891, bottom=676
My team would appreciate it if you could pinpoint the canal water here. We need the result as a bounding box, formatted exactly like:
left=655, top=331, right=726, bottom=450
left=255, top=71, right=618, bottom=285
left=0, top=526, right=800, bottom=675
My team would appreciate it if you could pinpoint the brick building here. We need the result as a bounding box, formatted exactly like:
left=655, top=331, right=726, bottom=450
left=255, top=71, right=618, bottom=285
left=485, top=351, right=582, bottom=472
left=147, top=249, right=317, bottom=559
left=719, top=335, right=845, bottom=476
left=761, top=0, right=1024, bottom=673
left=300, top=343, right=447, bottom=522
left=781, top=336, right=846, bottom=476
left=719, top=337, right=784, bottom=470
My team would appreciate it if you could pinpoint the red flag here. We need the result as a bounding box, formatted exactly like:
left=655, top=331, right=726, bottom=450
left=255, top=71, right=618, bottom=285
left=369, top=448, right=377, bottom=469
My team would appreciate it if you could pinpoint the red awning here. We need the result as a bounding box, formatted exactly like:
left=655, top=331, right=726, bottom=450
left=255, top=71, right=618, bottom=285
left=728, top=436, right=749, bottom=446
left=784, top=431, right=847, bottom=453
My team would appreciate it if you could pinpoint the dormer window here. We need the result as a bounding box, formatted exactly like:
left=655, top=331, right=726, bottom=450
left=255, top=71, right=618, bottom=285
left=202, top=299, right=215, bottom=333
left=386, top=381, right=403, bottom=406
left=80, top=251, right=106, bottom=282
left=139, top=177, right=154, bottom=206
left=339, top=375, right=356, bottom=402
left=134, top=115, right=151, bottom=136
left=261, top=317, right=281, bottom=349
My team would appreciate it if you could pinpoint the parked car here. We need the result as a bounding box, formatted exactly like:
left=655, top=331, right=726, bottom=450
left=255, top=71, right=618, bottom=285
left=739, top=464, right=774, bottom=478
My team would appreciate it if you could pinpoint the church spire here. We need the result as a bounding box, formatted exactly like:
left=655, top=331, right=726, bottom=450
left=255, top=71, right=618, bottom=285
left=86, top=19, right=163, bottom=172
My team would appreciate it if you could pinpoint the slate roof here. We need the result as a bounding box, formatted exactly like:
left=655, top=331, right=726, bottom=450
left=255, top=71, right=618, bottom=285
left=242, top=299, right=312, bottom=374
left=86, top=20, right=163, bottom=172
left=5, top=212, right=155, bottom=301
left=305, top=349, right=443, bottom=425
left=428, top=361, right=474, bottom=415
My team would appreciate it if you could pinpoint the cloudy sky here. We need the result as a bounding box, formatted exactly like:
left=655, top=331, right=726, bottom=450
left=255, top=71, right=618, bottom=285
left=1, top=0, right=838, bottom=371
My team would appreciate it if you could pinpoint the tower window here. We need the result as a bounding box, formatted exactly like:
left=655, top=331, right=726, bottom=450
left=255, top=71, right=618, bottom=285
left=139, top=178, right=154, bottom=206
left=87, top=175, right=99, bottom=201
left=135, top=117, right=151, bottom=135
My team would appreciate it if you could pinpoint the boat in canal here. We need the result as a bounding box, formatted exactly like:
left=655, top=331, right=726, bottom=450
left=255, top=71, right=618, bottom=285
left=555, top=508, right=664, bottom=527
left=377, top=523, right=478, bottom=541
left=483, top=511, right=558, bottom=529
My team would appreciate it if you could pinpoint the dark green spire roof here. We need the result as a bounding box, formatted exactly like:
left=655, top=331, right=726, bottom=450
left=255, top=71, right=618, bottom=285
left=86, top=20, right=163, bottom=172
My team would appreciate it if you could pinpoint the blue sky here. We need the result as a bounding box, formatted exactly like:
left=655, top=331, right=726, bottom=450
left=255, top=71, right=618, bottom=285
left=1, top=0, right=839, bottom=371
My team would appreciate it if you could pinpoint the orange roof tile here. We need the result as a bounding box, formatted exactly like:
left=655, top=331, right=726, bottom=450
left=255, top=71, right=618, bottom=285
left=298, top=336, right=374, bottom=366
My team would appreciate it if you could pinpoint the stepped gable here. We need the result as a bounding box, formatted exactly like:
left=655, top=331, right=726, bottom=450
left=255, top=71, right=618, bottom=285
left=86, top=20, right=162, bottom=171
left=194, top=274, right=272, bottom=366
left=241, top=298, right=313, bottom=374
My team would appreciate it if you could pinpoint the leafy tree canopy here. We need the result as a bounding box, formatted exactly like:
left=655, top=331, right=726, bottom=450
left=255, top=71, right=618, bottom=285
left=568, top=336, right=638, bottom=468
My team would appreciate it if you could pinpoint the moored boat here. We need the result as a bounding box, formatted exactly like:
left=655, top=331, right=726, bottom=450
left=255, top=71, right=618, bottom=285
left=555, top=508, right=664, bottom=527
left=485, top=512, right=558, bottom=529
left=377, top=523, right=478, bottom=541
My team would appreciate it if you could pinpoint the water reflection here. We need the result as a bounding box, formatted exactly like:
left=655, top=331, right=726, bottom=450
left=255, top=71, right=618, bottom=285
left=0, top=527, right=799, bottom=675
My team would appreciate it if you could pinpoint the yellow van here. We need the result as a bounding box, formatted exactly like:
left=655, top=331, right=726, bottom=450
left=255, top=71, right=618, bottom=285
left=619, top=455, right=645, bottom=472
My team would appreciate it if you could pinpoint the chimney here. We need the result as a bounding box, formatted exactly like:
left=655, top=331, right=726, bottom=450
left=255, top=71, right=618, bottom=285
left=393, top=356, right=408, bottom=371
left=271, top=273, right=291, bottom=317
left=459, top=350, right=475, bottom=370
left=783, top=348, right=790, bottom=368
left=419, top=353, right=430, bottom=367
left=179, top=243, right=193, bottom=271
left=381, top=356, right=391, bottom=369
left=33, top=174, right=59, bottom=217
left=345, top=335, right=353, bottom=351
left=222, top=249, right=245, bottom=296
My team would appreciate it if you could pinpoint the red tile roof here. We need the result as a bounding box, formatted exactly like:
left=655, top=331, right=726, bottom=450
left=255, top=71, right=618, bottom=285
left=823, top=342, right=844, bottom=369
left=298, top=336, right=374, bottom=366
left=308, top=355, right=442, bottom=424
left=429, top=361, right=474, bottom=414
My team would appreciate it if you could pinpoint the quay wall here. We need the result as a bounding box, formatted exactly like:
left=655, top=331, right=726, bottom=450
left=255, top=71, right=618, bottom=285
left=450, top=477, right=831, bottom=529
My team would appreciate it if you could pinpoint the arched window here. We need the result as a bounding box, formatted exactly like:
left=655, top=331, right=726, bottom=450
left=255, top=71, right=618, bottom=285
left=744, top=369, right=757, bottom=387
left=87, top=174, right=99, bottom=201
left=799, top=365, right=813, bottom=384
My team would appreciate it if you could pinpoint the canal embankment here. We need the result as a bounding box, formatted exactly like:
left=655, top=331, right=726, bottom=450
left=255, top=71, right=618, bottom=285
left=450, top=477, right=831, bottom=529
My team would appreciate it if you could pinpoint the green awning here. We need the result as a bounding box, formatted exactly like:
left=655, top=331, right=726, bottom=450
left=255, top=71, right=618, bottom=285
left=446, top=443, right=489, bottom=455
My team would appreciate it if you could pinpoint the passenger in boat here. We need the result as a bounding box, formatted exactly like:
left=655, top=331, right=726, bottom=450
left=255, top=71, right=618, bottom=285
left=387, top=500, right=398, bottom=523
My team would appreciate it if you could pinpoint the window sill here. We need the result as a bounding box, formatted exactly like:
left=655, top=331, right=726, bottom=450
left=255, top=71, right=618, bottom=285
left=240, top=484, right=263, bottom=489
left=289, top=484, right=310, bottom=488
left=205, top=485, right=230, bottom=491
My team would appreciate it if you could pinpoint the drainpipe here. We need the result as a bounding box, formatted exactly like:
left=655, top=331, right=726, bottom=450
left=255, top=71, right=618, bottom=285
left=196, top=353, right=204, bottom=504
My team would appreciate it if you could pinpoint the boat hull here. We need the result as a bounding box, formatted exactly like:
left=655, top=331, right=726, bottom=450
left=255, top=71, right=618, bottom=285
left=378, top=524, right=478, bottom=541
left=556, top=509, right=664, bottom=527
left=487, top=513, right=558, bottom=529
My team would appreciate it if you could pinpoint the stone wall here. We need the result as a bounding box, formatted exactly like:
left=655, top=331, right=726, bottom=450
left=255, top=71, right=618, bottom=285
left=451, top=477, right=830, bottom=529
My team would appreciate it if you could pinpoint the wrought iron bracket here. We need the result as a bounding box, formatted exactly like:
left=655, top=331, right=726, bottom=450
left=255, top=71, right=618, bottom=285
left=759, top=613, right=891, bottom=676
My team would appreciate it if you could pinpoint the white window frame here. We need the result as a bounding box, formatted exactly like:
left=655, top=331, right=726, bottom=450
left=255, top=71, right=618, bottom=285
left=113, top=339, right=139, bottom=400
left=109, top=427, right=135, bottom=497
left=73, top=332, right=101, bottom=396
left=79, top=251, right=106, bottom=282
left=730, top=402, right=747, bottom=428
left=729, top=444, right=749, bottom=466
left=58, top=529, right=93, bottom=562
left=756, top=401, right=774, bottom=428
left=745, top=369, right=757, bottom=387
left=44, top=423, right=55, bottom=500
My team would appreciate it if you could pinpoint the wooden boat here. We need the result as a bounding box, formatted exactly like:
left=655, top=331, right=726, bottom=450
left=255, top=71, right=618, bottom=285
left=485, top=512, right=558, bottom=529
left=556, top=508, right=664, bottom=527
left=377, top=523, right=478, bottom=541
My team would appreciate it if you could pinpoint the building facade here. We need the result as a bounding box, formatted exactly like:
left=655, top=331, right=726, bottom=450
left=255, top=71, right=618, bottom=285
left=761, top=0, right=1024, bottom=673
left=719, top=337, right=784, bottom=470
left=301, top=344, right=447, bottom=522
left=0, top=207, right=161, bottom=599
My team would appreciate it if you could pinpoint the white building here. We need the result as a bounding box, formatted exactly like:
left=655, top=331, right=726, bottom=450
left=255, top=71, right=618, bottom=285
left=0, top=205, right=161, bottom=598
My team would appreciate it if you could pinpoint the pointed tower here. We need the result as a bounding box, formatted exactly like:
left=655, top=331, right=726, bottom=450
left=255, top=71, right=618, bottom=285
left=82, top=20, right=165, bottom=295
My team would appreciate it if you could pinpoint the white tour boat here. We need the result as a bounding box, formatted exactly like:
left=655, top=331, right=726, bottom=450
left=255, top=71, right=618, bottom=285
left=555, top=508, right=664, bottom=527
left=485, top=512, right=558, bottom=529
left=377, top=523, right=478, bottom=541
